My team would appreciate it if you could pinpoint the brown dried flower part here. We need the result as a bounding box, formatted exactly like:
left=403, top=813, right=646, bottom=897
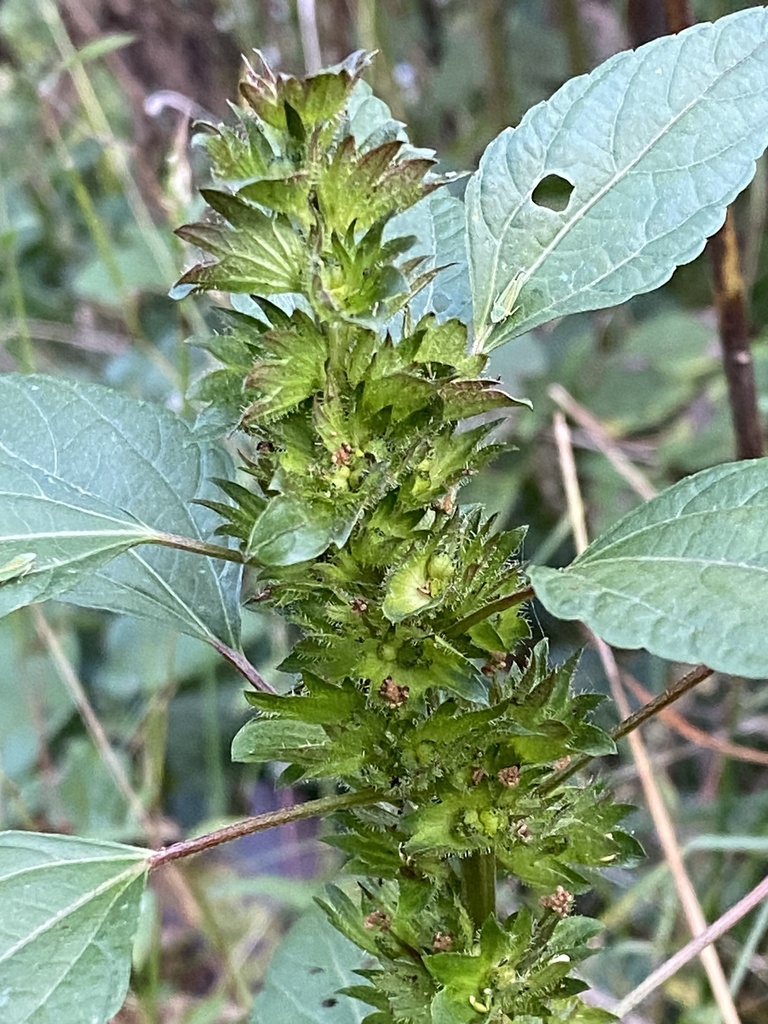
left=379, top=677, right=410, bottom=707
left=432, top=931, right=453, bottom=952
left=332, top=442, right=354, bottom=465
left=497, top=766, right=521, bottom=788
left=364, top=910, right=391, bottom=931
left=434, top=489, right=456, bottom=516
left=350, top=597, right=369, bottom=614
left=481, top=651, right=507, bottom=677
left=513, top=819, right=531, bottom=842
left=553, top=756, right=572, bottom=771
left=539, top=885, right=573, bottom=917
left=471, top=766, right=488, bottom=785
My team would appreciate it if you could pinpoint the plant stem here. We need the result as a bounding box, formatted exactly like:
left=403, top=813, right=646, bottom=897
left=297, top=0, right=323, bottom=73
left=657, top=0, right=762, bottom=460
left=461, top=850, right=496, bottom=930
left=615, top=869, right=768, bottom=1017
left=155, top=532, right=246, bottom=564
left=210, top=639, right=276, bottom=693
left=148, top=788, right=378, bottom=870
left=709, top=210, right=763, bottom=459
left=559, top=0, right=590, bottom=77
left=662, top=0, right=693, bottom=33
left=480, top=0, right=514, bottom=134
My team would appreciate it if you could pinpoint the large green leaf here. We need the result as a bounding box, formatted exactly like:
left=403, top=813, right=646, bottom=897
left=467, top=8, right=768, bottom=350
left=387, top=190, right=472, bottom=329
left=0, top=375, right=241, bottom=646
left=0, top=831, right=148, bottom=1024
left=528, top=459, right=768, bottom=677
left=250, top=909, right=367, bottom=1024
left=0, top=457, right=160, bottom=611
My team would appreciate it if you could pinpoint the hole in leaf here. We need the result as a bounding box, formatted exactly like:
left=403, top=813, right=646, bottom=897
left=531, top=174, right=574, bottom=212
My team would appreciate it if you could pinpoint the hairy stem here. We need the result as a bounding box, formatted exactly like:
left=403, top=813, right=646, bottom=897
left=148, top=788, right=378, bottom=870
left=155, top=532, right=246, bottom=564
left=210, top=640, right=276, bottom=693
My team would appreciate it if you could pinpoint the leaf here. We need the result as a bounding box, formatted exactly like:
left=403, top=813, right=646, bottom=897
left=346, top=80, right=408, bottom=152
left=231, top=718, right=328, bottom=764
left=382, top=550, right=440, bottom=622
left=528, top=459, right=768, bottom=677
left=58, top=32, right=136, bottom=72
left=247, top=494, right=358, bottom=566
left=0, top=614, right=73, bottom=783
left=387, top=191, right=472, bottom=330
left=0, top=831, right=148, bottom=1024
left=176, top=197, right=305, bottom=295
left=250, top=908, right=368, bottom=1024
left=0, top=375, right=241, bottom=647
left=0, top=453, right=163, bottom=613
left=467, top=8, right=768, bottom=349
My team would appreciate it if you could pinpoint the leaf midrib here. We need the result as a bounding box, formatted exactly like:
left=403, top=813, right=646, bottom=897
left=480, top=20, right=766, bottom=332
left=0, top=861, right=146, bottom=965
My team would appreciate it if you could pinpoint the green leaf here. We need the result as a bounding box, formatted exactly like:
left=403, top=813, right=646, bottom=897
left=241, top=50, right=373, bottom=133
left=387, top=191, right=472, bottom=329
left=467, top=8, right=768, bottom=349
left=176, top=197, right=305, bottom=295
left=58, top=31, right=136, bottom=72
left=0, top=457, right=158, bottom=611
left=250, top=908, right=368, bottom=1024
left=247, top=494, right=357, bottom=566
left=231, top=718, right=329, bottom=764
left=382, top=549, right=438, bottom=622
left=0, top=375, right=241, bottom=646
left=0, top=614, right=73, bottom=783
left=0, top=831, right=148, bottom=1024
left=528, top=459, right=768, bottom=677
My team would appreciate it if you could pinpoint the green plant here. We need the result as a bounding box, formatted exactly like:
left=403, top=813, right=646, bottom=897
left=3, top=9, right=768, bottom=1023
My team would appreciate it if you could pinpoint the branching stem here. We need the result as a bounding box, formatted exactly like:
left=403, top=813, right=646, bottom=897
left=148, top=789, right=378, bottom=870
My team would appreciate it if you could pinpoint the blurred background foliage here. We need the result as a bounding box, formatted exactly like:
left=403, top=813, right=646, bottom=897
left=2, top=1, right=768, bottom=1022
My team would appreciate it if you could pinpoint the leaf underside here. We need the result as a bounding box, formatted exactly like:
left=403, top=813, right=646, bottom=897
left=250, top=909, right=367, bottom=1024
left=0, top=831, right=148, bottom=1024
left=528, top=459, right=768, bottom=678
left=0, top=375, right=241, bottom=647
left=467, top=8, right=768, bottom=348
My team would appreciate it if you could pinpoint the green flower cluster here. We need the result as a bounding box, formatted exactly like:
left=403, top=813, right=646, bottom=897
left=180, top=51, right=635, bottom=1024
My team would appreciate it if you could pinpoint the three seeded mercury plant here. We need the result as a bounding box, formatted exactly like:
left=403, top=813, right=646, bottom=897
left=5, top=9, right=768, bottom=1023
